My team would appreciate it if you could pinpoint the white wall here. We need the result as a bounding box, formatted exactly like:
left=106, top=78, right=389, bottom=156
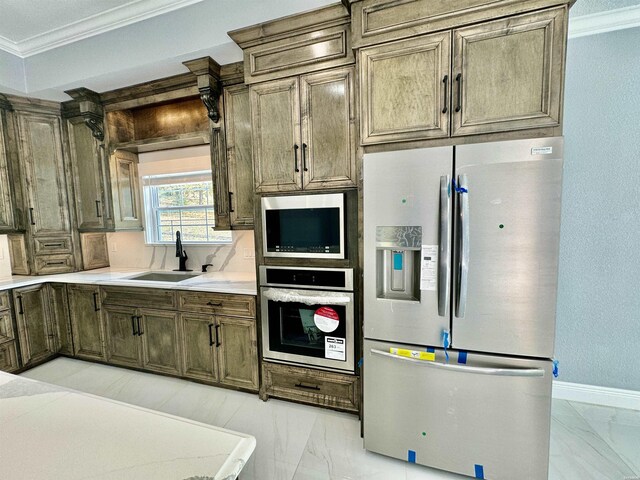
left=0, top=235, right=12, bottom=279
left=0, top=50, right=25, bottom=93
left=106, top=229, right=255, bottom=273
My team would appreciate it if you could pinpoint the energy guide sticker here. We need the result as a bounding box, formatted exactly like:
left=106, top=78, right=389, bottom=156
left=420, top=245, right=438, bottom=291
left=325, top=337, right=346, bottom=361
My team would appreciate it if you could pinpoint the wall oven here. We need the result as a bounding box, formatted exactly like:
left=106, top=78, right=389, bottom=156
left=260, top=266, right=355, bottom=373
left=261, top=193, right=345, bottom=259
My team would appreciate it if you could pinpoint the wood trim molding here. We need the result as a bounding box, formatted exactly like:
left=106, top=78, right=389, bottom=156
left=64, top=88, right=105, bottom=141
left=182, top=57, right=222, bottom=123
left=568, top=5, right=640, bottom=39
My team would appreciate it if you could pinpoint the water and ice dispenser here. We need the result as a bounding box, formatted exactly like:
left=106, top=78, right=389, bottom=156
left=375, top=226, right=422, bottom=302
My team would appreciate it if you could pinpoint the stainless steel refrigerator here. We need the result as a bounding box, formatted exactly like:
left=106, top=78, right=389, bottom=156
left=363, top=137, right=563, bottom=479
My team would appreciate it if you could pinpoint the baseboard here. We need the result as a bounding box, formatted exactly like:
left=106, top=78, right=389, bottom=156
left=553, top=381, right=640, bottom=411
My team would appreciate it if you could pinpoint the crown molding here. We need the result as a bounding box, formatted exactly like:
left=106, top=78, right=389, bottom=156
left=569, top=4, right=640, bottom=39
left=0, top=0, right=204, bottom=58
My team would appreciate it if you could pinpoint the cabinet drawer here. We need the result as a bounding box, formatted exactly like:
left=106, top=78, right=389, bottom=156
left=262, top=362, right=359, bottom=412
left=0, top=291, right=9, bottom=310
left=0, top=341, right=19, bottom=373
left=101, top=286, right=177, bottom=310
left=34, top=236, right=73, bottom=255
left=34, top=254, right=75, bottom=274
left=0, top=311, right=14, bottom=342
left=178, top=291, right=255, bottom=317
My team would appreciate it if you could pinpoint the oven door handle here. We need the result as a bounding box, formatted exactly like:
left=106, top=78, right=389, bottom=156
left=262, top=289, right=352, bottom=306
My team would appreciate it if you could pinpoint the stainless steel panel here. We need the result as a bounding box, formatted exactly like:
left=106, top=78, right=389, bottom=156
left=363, top=338, right=552, bottom=480
left=364, top=147, right=452, bottom=346
left=453, top=137, right=563, bottom=358
left=259, top=265, right=354, bottom=291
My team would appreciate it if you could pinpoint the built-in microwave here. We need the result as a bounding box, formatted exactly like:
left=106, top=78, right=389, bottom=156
left=261, top=193, right=345, bottom=259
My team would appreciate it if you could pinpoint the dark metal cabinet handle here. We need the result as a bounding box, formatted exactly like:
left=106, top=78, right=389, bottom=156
left=215, top=324, right=220, bottom=347
left=442, top=75, right=449, bottom=114
left=92, top=292, right=100, bottom=312
left=17, top=296, right=24, bottom=315
left=29, top=208, right=35, bottom=226
left=302, top=143, right=308, bottom=171
left=228, top=192, right=234, bottom=213
left=208, top=323, right=214, bottom=346
left=206, top=301, right=222, bottom=307
left=137, top=316, right=143, bottom=336
left=455, top=73, right=462, bottom=113
left=131, top=316, right=138, bottom=336
left=47, top=261, right=65, bottom=265
left=294, top=382, right=320, bottom=391
left=43, top=243, right=63, bottom=248
left=96, top=200, right=102, bottom=218
left=294, top=144, right=300, bottom=173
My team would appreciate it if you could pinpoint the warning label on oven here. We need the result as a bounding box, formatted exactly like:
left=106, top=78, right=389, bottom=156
left=325, top=337, right=346, bottom=361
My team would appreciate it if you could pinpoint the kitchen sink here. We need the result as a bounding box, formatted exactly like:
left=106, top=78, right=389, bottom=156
left=127, top=272, right=201, bottom=282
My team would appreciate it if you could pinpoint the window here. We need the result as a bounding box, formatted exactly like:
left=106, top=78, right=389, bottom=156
left=142, top=171, right=232, bottom=244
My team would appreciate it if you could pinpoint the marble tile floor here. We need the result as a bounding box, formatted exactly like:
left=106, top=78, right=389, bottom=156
left=20, top=358, right=640, bottom=480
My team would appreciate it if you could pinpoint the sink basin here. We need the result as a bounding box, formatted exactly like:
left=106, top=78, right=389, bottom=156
left=127, top=272, right=201, bottom=283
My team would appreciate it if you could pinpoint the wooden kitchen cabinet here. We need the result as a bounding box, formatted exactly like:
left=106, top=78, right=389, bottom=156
left=110, top=149, right=143, bottom=230
left=49, top=283, right=74, bottom=356
left=68, top=284, right=105, bottom=361
left=0, top=99, right=18, bottom=232
left=180, top=312, right=258, bottom=391
left=0, top=341, right=19, bottom=373
left=251, top=66, right=357, bottom=193
left=0, top=289, right=19, bottom=373
left=13, top=284, right=56, bottom=366
left=15, top=110, right=75, bottom=273
left=103, top=304, right=140, bottom=368
left=358, top=6, right=568, bottom=145
left=66, top=116, right=113, bottom=231
left=223, top=84, right=254, bottom=228
left=139, top=309, right=181, bottom=376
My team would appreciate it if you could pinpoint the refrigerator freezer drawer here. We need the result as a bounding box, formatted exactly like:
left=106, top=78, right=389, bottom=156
left=363, top=339, right=552, bottom=480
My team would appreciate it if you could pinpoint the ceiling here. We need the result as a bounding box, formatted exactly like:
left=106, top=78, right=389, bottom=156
left=0, top=0, right=638, bottom=101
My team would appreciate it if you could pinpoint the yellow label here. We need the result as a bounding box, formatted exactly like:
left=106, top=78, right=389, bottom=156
left=390, top=347, right=435, bottom=361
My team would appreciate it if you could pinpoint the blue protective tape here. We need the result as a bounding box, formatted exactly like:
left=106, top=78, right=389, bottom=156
left=453, top=178, right=468, bottom=194
left=442, top=330, right=450, bottom=363
left=357, top=357, right=363, bottom=368
left=474, top=464, right=485, bottom=479
left=458, top=351, right=468, bottom=364
left=426, top=347, right=435, bottom=353
left=408, top=450, right=416, bottom=464
left=393, top=252, right=403, bottom=271
left=553, top=359, right=559, bottom=378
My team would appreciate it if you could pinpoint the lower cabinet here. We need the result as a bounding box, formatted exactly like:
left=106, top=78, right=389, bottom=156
left=49, top=283, right=74, bottom=356
left=13, top=284, right=57, bottom=366
left=0, top=341, right=19, bottom=372
left=181, top=313, right=258, bottom=391
left=68, top=284, right=105, bottom=361
left=261, top=361, right=359, bottom=413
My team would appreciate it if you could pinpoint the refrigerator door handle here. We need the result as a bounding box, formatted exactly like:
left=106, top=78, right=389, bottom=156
left=370, top=349, right=544, bottom=377
left=438, top=175, right=451, bottom=317
left=456, top=174, right=470, bottom=318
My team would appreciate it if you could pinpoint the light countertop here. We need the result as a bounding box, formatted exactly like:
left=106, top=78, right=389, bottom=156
left=0, top=371, right=256, bottom=480
left=0, top=267, right=257, bottom=295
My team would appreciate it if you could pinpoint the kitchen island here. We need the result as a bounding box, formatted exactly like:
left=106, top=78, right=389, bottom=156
left=0, top=370, right=256, bottom=479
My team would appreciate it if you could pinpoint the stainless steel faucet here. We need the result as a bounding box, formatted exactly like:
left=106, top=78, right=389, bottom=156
left=174, top=231, right=191, bottom=272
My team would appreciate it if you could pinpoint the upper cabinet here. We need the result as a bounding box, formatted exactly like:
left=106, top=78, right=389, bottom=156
left=110, top=149, right=142, bottom=231
left=354, top=0, right=570, bottom=146
left=0, top=97, right=18, bottom=232
left=251, top=67, right=357, bottom=193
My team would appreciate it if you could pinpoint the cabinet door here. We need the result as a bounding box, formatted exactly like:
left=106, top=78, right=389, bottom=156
left=301, top=67, right=357, bottom=190
left=111, top=150, right=142, bottom=230
left=16, top=112, right=71, bottom=236
left=452, top=7, right=566, bottom=136
left=251, top=77, right=302, bottom=192
left=0, top=110, right=16, bottom=231
left=68, top=285, right=105, bottom=361
left=217, top=315, right=258, bottom=390
left=14, top=284, right=55, bottom=366
left=66, top=117, right=107, bottom=230
left=103, top=304, right=140, bottom=368
left=139, top=309, right=181, bottom=376
left=224, top=85, right=254, bottom=227
left=360, top=32, right=451, bottom=145
left=49, top=283, right=74, bottom=356
left=180, top=313, right=217, bottom=383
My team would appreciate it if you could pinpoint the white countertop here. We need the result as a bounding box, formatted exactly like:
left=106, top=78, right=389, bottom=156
left=0, top=371, right=255, bottom=480
left=0, top=267, right=257, bottom=295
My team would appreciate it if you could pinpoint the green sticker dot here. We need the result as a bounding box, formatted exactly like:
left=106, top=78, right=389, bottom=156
left=499, top=224, right=504, bottom=229
left=402, top=199, right=407, bottom=204
left=422, top=432, right=427, bottom=437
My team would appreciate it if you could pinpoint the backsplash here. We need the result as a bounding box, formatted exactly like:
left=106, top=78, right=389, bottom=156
left=106, top=230, right=255, bottom=273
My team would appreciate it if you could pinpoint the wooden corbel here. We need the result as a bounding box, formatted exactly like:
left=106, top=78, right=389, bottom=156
left=64, top=88, right=105, bottom=141
left=0, top=93, right=12, bottom=111
left=183, top=56, right=222, bottom=123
